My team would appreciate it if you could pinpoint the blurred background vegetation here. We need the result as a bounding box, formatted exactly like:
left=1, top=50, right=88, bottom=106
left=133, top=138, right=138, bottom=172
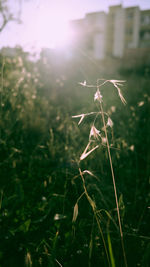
left=0, top=1, right=150, bottom=266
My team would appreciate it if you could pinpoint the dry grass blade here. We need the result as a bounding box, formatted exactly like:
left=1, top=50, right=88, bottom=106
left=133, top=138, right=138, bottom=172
left=25, top=251, right=32, bottom=267
left=55, top=259, right=63, bottom=267
left=110, top=80, right=126, bottom=84
left=116, top=86, right=127, bottom=105
left=80, top=142, right=99, bottom=161
left=82, top=170, right=98, bottom=179
left=72, top=114, right=85, bottom=125
left=109, top=80, right=127, bottom=105
left=72, top=203, right=78, bottom=222
left=78, top=80, right=86, bottom=86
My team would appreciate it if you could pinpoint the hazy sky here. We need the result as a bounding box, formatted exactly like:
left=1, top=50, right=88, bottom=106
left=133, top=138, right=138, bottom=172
left=1, top=0, right=150, bottom=52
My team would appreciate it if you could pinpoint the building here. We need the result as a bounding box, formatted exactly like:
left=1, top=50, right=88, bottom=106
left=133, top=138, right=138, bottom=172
left=85, top=11, right=107, bottom=59
left=106, top=5, right=125, bottom=57
left=69, top=12, right=107, bottom=60
left=140, top=9, right=150, bottom=48
left=124, top=6, right=140, bottom=49
left=70, top=19, right=86, bottom=50
left=69, top=4, right=150, bottom=60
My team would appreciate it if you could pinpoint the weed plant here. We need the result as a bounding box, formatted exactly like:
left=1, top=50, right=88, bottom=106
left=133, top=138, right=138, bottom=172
left=72, top=79, right=128, bottom=266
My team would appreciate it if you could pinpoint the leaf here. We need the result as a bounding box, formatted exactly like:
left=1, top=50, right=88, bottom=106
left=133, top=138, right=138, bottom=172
left=119, top=194, right=125, bottom=210
left=107, top=231, right=116, bottom=267
left=119, top=194, right=125, bottom=219
left=72, top=203, right=78, bottom=222
left=19, top=219, right=31, bottom=233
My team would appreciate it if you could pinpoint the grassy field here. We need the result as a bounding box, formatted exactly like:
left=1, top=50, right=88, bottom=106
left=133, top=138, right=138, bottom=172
left=0, top=49, right=150, bottom=266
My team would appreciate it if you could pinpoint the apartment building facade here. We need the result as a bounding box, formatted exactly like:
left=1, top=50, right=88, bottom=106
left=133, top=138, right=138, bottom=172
left=140, top=9, right=150, bottom=48
left=70, top=4, right=150, bottom=60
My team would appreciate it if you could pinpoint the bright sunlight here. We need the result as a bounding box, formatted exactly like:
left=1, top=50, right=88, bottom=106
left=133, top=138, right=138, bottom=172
left=26, top=3, right=73, bottom=49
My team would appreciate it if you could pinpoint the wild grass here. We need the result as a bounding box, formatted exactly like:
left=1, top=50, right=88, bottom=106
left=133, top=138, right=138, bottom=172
left=0, top=50, right=150, bottom=266
left=72, top=79, right=128, bottom=266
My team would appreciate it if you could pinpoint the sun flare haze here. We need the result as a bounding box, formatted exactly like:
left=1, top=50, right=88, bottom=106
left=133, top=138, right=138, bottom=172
left=23, top=2, right=73, bottom=50
left=0, top=0, right=150, bottom=266
left=1, top=0, right=150, bottom=52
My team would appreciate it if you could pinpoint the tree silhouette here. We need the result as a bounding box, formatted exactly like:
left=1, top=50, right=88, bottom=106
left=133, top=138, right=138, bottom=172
left=0, top=0, right=21, bottom=32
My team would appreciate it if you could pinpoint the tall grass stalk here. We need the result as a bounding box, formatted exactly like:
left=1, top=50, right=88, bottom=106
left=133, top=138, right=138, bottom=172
left=99, top=97, right=127, bottom=267
left=72, top=79, right=128, bottom=266
left=79, top=168, right=111, bottom=266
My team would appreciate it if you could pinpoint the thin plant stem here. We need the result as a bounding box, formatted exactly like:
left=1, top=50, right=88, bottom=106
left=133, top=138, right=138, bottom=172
left=79, top=168, right=111, bottom=267
left=99, top=101, right=128, bottom=267
left=0, top=58, right=4, bottom=140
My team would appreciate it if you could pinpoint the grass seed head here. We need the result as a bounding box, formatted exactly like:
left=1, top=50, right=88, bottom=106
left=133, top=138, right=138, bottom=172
left=90, top=125, right=101, bottom=140
left=94, top=89, right=103, bottom=102
left=107, top=118, right=113, bottom=128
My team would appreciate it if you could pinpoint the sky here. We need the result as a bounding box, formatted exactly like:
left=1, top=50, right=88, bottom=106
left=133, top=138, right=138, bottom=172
left=1, top=0, right=150, bottom=52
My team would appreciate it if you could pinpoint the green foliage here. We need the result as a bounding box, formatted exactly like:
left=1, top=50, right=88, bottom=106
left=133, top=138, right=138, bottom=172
left=0, top=49, right=149, bottom=266
left=107, top=231, right=115, bottom=267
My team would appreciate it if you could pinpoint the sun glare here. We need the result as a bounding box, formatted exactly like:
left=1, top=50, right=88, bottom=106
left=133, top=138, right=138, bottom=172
left=28, top=4, right=73, bottom=50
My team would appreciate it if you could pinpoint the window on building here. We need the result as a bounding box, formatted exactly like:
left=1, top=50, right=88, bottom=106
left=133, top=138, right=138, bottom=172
left=141, top=15, right=150, bottom=25
left=140, top=31, right=144, bottom=39
left=143, top=31, right=150, bottom=40
left=127, top=11, right=133, bottom=19
left=140, top=30, right=150, bottom=40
